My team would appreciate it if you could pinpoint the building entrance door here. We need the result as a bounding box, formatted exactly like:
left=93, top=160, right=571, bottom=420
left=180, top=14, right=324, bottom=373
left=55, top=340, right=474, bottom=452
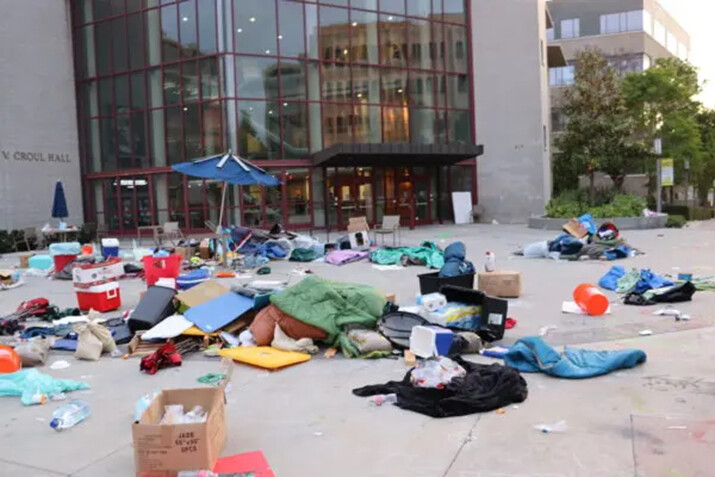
left=336, top=171, right=375, bottom=229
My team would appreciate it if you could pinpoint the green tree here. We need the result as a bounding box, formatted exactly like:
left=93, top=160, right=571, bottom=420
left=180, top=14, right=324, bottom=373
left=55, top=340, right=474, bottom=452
left=622, top=58, right=702, bottom=198
left=555, top=50, right=643, bottom=204
left=696, top=110, right=715, bottom=205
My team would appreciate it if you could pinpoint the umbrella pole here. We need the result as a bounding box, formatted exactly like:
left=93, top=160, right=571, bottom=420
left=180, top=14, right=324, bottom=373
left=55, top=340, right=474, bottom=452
left=218, top=182, right=228, bottom=266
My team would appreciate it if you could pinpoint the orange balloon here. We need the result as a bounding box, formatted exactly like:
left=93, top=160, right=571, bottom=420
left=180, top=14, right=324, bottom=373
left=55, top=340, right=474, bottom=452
left=0, top=346, right=21, bottom=373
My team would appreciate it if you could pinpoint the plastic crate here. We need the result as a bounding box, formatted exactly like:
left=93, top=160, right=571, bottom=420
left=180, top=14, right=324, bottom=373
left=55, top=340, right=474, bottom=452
left=439, top=285, right=508, bottom=342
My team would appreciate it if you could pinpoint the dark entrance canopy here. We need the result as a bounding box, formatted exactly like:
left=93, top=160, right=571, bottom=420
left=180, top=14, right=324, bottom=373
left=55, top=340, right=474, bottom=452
left=313, top=142, right=484, bottom=168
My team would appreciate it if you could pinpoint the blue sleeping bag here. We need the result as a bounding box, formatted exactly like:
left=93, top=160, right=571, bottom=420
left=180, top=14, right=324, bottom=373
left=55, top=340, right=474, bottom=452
left=438, top=242, right=475, bottom=278
left=503, top=336, right=646, bottom=379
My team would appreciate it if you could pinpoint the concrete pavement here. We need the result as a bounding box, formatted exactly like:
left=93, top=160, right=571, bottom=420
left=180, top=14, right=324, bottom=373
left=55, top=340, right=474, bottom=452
left=0, top=222, right=714, bottom=476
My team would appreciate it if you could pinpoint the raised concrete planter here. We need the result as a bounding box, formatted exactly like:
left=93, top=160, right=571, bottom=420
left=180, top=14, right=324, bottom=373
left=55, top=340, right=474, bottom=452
left=528, top=215, right=668, bottom=231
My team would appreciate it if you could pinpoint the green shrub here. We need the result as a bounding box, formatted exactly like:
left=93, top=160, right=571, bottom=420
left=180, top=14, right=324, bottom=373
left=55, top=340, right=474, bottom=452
left=663, top=205, right=714, bottom=221
left=546, top=192, right=646, bottom=218
left=666, top=215, right=687, bottom=228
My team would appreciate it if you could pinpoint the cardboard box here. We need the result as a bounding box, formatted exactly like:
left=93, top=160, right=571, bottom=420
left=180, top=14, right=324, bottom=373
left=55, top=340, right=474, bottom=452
left=347, top=216, right=369, bottom=233
left=18, top=253, right=35, bottom=269
left=133, top=360, right=233, bottom=475
left=563, top=218, right=588, bottom=239
left=478, top=271, right=522, bottom=298
left=174, top=246, right=196, bottom=260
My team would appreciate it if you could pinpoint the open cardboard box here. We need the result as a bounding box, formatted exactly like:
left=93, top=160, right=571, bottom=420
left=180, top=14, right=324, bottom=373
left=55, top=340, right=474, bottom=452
left=134, top=358, right=233, bottom=476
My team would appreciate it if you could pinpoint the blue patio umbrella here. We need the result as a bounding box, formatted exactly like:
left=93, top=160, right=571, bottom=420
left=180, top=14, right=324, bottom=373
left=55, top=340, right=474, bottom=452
left=51, top=181, right=68, bottom=220
left=171, top=151, right=281, bottom=229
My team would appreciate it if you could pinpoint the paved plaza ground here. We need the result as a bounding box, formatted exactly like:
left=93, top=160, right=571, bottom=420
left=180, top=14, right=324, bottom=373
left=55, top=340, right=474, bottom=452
left=1, top=222, right=714, bottom=476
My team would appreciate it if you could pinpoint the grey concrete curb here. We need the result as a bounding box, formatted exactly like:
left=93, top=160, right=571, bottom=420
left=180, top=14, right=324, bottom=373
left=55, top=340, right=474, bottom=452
left=528, top=215, right=668, bottom=231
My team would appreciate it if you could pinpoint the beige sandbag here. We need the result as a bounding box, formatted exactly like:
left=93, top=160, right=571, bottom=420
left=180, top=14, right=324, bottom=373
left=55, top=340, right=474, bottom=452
left=74, top=314, right=119, bottom=361
left=15, top=339, right=51, bottom=367
left=271, top=324, right=318, bottom=354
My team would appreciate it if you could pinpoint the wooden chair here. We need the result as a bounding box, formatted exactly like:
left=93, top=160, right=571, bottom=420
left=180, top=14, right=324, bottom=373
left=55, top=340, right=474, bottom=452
left=13, top=227, right=42, bottom=251
left=373, top=215, right=401, bottom=246
left=158, top=221, right=185, bottom=246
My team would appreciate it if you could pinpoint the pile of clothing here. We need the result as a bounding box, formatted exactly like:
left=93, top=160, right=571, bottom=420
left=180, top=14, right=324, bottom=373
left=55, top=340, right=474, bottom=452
left=229, top=224, right=325, bottom=268
left=599, top=266, right=696, bottom=306
left=520, top=215, right=637, bottom=261
left=370, top=241, right=445, bottom=269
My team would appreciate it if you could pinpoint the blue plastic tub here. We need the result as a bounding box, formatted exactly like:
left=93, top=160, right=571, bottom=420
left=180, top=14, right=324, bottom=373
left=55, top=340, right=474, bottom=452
left=176, top=268, right=211, bottom=290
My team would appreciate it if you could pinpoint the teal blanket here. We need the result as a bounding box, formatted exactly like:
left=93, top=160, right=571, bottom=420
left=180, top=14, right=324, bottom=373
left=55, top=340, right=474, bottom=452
left=369, top=241, right=444, bottom=269
left=504, top=337, right=646, bottom=379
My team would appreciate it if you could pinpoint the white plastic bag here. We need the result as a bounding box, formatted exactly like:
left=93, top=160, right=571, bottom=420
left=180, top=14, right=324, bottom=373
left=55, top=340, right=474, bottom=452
left=410, top=357, right=466, bottom=389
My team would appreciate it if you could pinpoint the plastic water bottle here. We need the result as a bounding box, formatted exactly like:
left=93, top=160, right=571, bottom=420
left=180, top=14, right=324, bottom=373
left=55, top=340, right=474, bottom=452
left=485, top=251, right=496, bottom=272
left=369, top=394, right=397, bottom=406
left=50, top=400, right=90, bottom=431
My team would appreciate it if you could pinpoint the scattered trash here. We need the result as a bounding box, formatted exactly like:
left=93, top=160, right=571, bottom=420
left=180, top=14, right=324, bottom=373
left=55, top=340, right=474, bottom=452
left=323, top=347, right=338, bottom=359
left=539, top=325, right=557, bottom=337
left=505, top=318, right=518, bottom=329
left=49, top=360, right=71, bottom=370
left=639, top=330, right=654, bottom=336
left=496, top=408, right=506, bottom=414
left=140, top=343, right=182, bottom=375
left=50, top=400, right=90, bottom=431
left=653, top=307, right=691, bottom=321
left=667, top=426, right=688, bottom=430
left=160, top=404, right=207, bottom=425
left=313, top=431, right=323, bottom=437
left=534, top=420, right=568, bottom=433
left=134, top=391, right=161, bottom=421
left=369, top=394, right=397, bottom=406
left=197, top=373, right=227, bottom=385
left=410, top=357, right=466, bottom=388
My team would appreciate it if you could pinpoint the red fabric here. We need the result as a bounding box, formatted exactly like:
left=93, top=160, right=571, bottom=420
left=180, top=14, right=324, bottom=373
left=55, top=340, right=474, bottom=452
left=250, top=304, right=328, bottom=346
left=140, top=343, right=182, bottom=375
left=505, top=318, right=517, bottom=330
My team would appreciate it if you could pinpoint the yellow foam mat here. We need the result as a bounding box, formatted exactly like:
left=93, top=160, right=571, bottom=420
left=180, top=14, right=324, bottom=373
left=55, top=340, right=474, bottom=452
left=182, top=326, right=220, bottom=337
left=219, top=346, right=311, bottom=370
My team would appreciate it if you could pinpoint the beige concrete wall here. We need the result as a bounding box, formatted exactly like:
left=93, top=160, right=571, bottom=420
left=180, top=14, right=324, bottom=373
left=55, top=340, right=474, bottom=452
left=473, top=0, right=552, bottom=223
left=0, top=0, right=83, bottom=231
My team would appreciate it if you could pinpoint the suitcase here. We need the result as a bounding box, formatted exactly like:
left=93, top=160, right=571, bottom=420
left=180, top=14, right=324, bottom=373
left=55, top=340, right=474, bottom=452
left=128, top=286, right=177, bottom=332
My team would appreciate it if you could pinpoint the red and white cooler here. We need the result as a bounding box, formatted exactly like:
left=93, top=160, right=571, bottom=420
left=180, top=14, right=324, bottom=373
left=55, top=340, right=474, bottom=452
left=74, top=281, right=121, bottom=312
left=72, top=258, right=124, bottom=289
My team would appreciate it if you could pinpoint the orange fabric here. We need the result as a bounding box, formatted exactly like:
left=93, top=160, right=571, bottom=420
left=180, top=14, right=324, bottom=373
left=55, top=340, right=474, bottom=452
left=250, top=305, right=328, bottom=346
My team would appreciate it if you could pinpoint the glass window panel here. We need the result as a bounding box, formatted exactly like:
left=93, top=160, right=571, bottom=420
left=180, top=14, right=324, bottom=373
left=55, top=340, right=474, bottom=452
left=202, top=101, right=222, bottom=156
left=309, top=102, right=322, bottom=152
left=354, top=104, right=381, bottom=142
left=351, top=10, right=379, bottom=64
left=435, top=109, right=447, bottom=143
left=236, top=56, right=278, bottom=99
left=431, top=22, right=445, bottom=70
left=114, top=74, right=130, bottom=112
left=161, top=5, right=179, bottom=62
left=234, top=0, right=277, bottom=55
left=320, top=6, right=350, bottom=64
left=200, top=58, right=220, bottom=99
left=352, top=0, right=378, bottom=10
left=265, top=182, right=283, bottom=225
left=126, top=0, right=142, bottom=13
left=352, top=65, right=380, bottom=103
left=95, top=21, right=112, bottom=75
left=323, top=75, right=351, bottom=101
left=279, top=60, right=307, bottom=101
left=179, top=0, right=198, bottom=58
left=282, top=102, right=309, bottom=159
left=448, top=110, right=471, bottom=142
left=411, top=109, right=435, bottom=144
left=100, top=117, right=116, bottom=171
left=182, top=60, right=200, bottom=103
left=323, top=103, right=352, bottom=147
left=443, top=0, right=465, bottom=23
left=146, top=8, right=162, bottom=66
left=80, top=26, right=95, bottom=78
left=407, top=0, right=431, bottom=17
left=131, top=112, right=148, bottom=168
left=380, top=14, right=407, bottom=67
left=278, top=0, right=305, bottom=58
left=167, top=173, right=186, bottom=226
left=627, top=10, right=643, bottom=32
left=409, top=73, right=433, bottom=107
left=131, top=72, right=145, bottom=109
left=408, top=18, right=431, bottom=69
left=445, top=25, right=467, bottom=72
left=380, top=0, right=405, bottom=15
left=287, top=168, right=311, bottom=224
left=432, top=0, right=443, bottom=16
left=183, top=104, right=202, bottom=160
left=382, top=106, right=409, bottom=142
left=322, top=0, right=348, bottom=5
left=643, top=10, right=652, bottom=35
left=434, top=73, right=447, bottom=107
left=78, top=0, right=93, bottom=24
left=93, top=0, right=114, bottom=21
left=306, top=3, right=319, bottom=60
left=86, top=118, right=101, bottom=172
left=104, top=179, right=119, bottom=231
left=127, top=13, right=145, bottom=69
left=197, top=0, right=217, bottom=55
left=447, top=74, right=468, bottom=109
left=117, top=113, right=132, bottom=168
left=99, top=77, right=113, bottom=115
left=163, top=64, right=180, bottom=106
left=165, top=107, right=183, bottom=164
left=381, top=69, right=407, bottom=104
left=238, top=100, right=281, bottom=159
left=80, top=81, right=99, bottom=119
left=111, top=17, right=127, bottom=72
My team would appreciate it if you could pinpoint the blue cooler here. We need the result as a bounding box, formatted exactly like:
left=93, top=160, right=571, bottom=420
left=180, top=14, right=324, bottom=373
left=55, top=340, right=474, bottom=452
left=176, top=268, right=211, bottom=290
left=101, top=238, right=120, bottom=259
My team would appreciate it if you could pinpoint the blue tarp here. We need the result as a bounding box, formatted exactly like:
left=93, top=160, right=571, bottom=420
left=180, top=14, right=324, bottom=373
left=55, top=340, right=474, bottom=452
left=635, top=269, right=674, bottom=294
left=578, top=214, right=597, bottom=235
left=503, top=336, right=647, bottom=379
left=599, top=266, right=626, bottom=291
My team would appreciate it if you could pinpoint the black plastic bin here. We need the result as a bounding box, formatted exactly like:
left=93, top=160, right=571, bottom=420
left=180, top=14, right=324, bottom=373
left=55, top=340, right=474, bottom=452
left=128, top=286, right=177, bottom=332
left=439, top=285, right=508, bottom=342
left=418, top=272, right=475, bottom=295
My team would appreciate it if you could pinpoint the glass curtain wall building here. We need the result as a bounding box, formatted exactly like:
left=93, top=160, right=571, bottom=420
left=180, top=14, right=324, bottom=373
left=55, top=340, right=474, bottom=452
left=71, top=0, right=475, bottom=233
